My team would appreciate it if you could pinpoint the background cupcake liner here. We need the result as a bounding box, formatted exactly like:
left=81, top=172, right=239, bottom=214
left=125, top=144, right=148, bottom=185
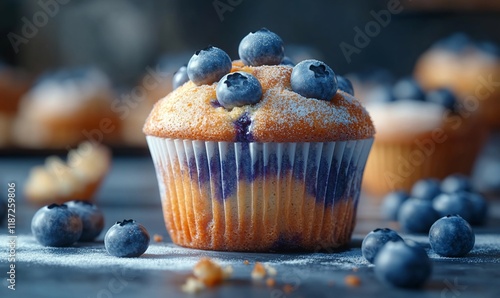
left=147, top=136, right=373, bottom=252
left=363, top=129, right=486, bottom=197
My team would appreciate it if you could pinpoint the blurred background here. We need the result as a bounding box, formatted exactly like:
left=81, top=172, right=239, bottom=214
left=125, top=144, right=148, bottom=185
left=1, top=0, right=500, bottom=202
left=2, top=0, right=500, bottom=83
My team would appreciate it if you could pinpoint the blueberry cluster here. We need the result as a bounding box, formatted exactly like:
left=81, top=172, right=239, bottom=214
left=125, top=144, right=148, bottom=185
left=361, top=228, right=431, bottom=288
left=31, top=201, right=151, bottom=258
left=434, top=32, right=499, bottom=56
left=171, top=28, right=353, bottom=108
left=31, top=201, right=105, bottom=247
left=369, top=77, right=459, bottom=112
left=381, top=174, right=488, bottom=234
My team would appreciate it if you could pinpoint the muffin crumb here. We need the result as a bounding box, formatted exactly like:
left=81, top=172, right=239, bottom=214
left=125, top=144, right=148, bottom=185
left=181, top=277, right=205, bottom=294
left=345, top=275, right=361, bottom=287
left=193, top=258, right=229, bottom=287
left=264, top=264, right=277, bottom=276
left=243, top=260, right=250, bottom=265
left=283, top=284, right=295, bottom=294
left=153, top=234, right=163, bottom=242
left=251, top=262, right=266, bottom=280
left=266, top=278, right=276, bottom=287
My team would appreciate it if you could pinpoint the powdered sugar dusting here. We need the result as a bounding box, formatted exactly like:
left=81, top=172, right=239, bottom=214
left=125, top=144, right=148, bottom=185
left=5, top=233, right=499, bottom=273
left=144, top=64, right=374, bottom=142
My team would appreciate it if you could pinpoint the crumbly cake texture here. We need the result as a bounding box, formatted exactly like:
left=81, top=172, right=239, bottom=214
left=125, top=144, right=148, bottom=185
left=143, top=64, right=374, bottom=142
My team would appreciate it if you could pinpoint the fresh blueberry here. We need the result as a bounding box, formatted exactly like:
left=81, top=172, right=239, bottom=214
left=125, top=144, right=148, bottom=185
left=465, top=192, right=488, bottom=226
left=238, top=28, right=284, bottom=66
left=429, top=215, right=475, bottom=257
left=187, top=46, right=232, bottom=86
left=440, top=173, right=472, bottom=193
left=291, top=59, right=338, bottom=101
left=0, top=199, right=7, bottom=223
left=411, top=178, right=441, bottom=201
left=361, top=228, right=403, bottom=264
left=392, top=77, right=425, bottom=100
left=432, top=192, right=473, bottom=222
left=105, top=219, right=150, bottom=257
left=216, top=71, right=263, bottom=109
left=374, top=240, right=432, bottom=288
left=398, top=198, right=440, bottom=233
left=365, top=85, right=396, bottom=103
left=65, top=200, right=104, bottom=242
left=280, top=56, right=295, bottom=67
left=380, top=190, right=410, bottom=221
left=336, top=75, right=354, bottom=96
left=172, top=65, right=189, bottom=90
left=426, top=88, right=457, bottom=111
left=31, top=204, right=83, bottom=247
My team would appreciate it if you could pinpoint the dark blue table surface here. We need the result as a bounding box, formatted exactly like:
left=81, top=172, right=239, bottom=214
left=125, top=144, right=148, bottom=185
left=0, top=144, right=499, bottom=298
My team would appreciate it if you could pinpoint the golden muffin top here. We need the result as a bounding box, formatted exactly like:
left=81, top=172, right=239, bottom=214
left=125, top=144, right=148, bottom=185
left=143, top=29, right=374, bottom=142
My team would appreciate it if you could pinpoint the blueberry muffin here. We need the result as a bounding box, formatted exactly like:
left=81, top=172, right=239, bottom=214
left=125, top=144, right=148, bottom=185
left=414, top=33, right=500, bottom=130
left=12, top=68, right=121, bottom=148
left=144, top=29, right=375, bottom=251
left=362, top=78, right=485, bottom=196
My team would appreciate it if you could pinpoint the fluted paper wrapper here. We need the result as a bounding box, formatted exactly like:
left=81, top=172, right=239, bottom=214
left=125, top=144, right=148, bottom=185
left=147, top=136, right=373, bottom=252
left=363, top=130, right=485, bottom=198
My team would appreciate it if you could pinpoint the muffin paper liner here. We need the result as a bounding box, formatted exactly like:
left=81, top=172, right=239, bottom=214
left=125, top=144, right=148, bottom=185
left=147, top=136, right=373, bottom=251
left=363, top=130, right=486, bottom=198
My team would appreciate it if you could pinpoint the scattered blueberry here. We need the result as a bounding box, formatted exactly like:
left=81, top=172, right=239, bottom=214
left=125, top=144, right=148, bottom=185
left=432, top=192, right=473, bottom=222
left=361, top=228, right=403, bottom=264
left=380, top=190, right=409, bottom=221
left=238, top=28, right=285, bottom=66
left=336, top=75, right=354, bottom=96
left=105, top=219, right=150, bottom=257
left=398, top=198, right=440, bottom=233
left=0, top=199, right=7, bottom=223
left=429, top=215, right=475, bottom=257
left=374, top=240, right=432, bottom=288
left=172, top=65, right=189, bottom=90
left=216, top=71, right=263, bottom=109
left=31, top=204, right=83, bottom=247
left=392, top=77, right=425, bottom=100
left=280, top=56, right=295, bottom=66
left=465, top=192, right=488, bottom=226
left=440, top=174, right=472, bottom=193
left=187, top=46, right=232, bottom=86
left=65, top=200, right=104, bottom=242
left=411, top=178, right=441, bottom=201
left=426, top=88, right=457, bottom=111
left=291, top=59, right=337, bottom=101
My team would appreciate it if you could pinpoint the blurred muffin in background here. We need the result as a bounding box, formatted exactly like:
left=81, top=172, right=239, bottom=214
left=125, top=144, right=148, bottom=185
left=24, top=142, right=111, bottom=205
left=414, top=33, right=500, bottom=130
left=0, top=62, right=31, bottom=147
left=12, top=68, right=121, bottom=149
left=362, top=77, right=485, bottom=197
left=121, top=52, right=191, bottom=146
